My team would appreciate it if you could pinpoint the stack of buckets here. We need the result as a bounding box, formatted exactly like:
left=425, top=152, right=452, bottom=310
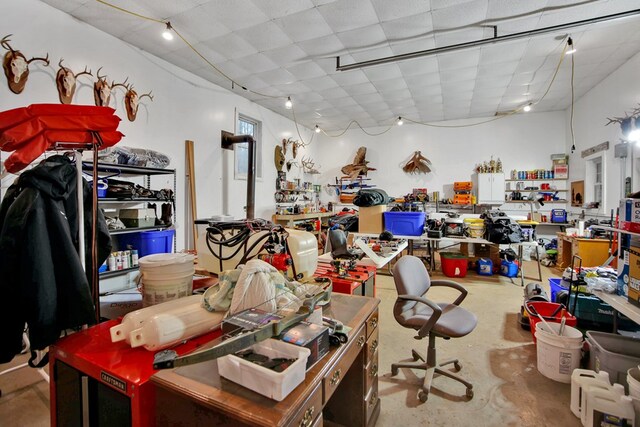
left=525, top=301, right=582, bottom=383
left=464, top=218, right=485, bottom=239
left=138, top=253, right=195, bottom=307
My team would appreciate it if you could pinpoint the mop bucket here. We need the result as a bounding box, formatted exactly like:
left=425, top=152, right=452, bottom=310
left=138, top=253, right=195, bottom=307
left=535, top=322, right=583, bottom=383
left=525, top=301, right=577, bottom=344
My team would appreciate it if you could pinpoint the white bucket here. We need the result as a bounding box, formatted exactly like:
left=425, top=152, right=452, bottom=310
left=469, top=224, right=485, bottom=238
left=535, top=322, right=583, bottom=383
left=627, top=367, right=640, bottom=421
left=138, top=253, right=195, bottom=307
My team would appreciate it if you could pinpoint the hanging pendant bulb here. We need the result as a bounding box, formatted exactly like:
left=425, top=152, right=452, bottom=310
left=162, top=22, right=174, bottom=41
left=315, top=125, right=321, bottom=133
left=285, top=97, right=293, bottom=109
left=397, top=116, right=403, bottom=126
left=565, top=37, right=576, bottom=55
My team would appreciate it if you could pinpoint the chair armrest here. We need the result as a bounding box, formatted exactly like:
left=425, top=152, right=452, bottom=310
left=398, top=294, right=442, bottom=338
left=430, top=279, right=468, bottom=306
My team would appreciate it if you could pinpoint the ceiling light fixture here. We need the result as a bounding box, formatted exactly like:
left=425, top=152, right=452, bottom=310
left=397, top=116, right=403, bottom=126
left=622, top=117, right=640, bottom=142
left=315, top=125, right=321, bottom=133
left=162, top=22, right=174, bottom=41
left=285, top=97, right=292, bottom=109
left=565, top=37, right=576, bottom=55
left=335, top=9, right=640, bottom=71
left=523, top=104, right=532, bottom=112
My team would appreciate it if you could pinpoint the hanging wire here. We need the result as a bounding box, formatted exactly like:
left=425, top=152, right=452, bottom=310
left=569, top=42, right=576, bottom=153
left=320, top=119, right=395, bottom=137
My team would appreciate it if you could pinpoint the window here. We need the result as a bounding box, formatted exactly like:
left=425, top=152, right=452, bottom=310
left=593, top=157, right=602, bottom=204
left=234, top=114, right=262, bottom=180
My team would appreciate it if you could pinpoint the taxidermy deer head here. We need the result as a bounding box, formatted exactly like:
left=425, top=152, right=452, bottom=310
left=292, top=139, right=308, bottom=159
left=301, top=156, right=320, bottom=174
left=286, top=160, right=298, bottom=172
left=93, top=67, right=129, bottom=107
left=1, top=34, right=49, bottom=94
left=124, top=86, right=154, bottom=122
left=56, top=59, right=92, bottom=104
left=282, top=138, right=293, bottom=156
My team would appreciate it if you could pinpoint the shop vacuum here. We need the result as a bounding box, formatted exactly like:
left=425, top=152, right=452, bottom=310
left=517, top=282, right=550, bottom=330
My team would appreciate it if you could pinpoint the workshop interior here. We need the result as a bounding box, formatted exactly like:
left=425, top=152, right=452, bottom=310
left=3, top=1, right=640, bottom=426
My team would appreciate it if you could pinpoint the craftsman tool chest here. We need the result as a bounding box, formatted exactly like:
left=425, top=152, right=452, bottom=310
left=314, top=264, right=376, bottom=297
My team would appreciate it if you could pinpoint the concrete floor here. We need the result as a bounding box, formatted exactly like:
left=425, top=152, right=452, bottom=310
left=0, top=260, right=580, bottom=427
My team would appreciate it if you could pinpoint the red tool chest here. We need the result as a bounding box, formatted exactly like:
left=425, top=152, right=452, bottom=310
left=49, top=320, right=221, bottom=426
left=314, top=264, right=377, bottom=297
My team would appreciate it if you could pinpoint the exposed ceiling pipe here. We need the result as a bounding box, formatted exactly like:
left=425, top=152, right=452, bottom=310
left=336, top=8, right=640, bottom=72
left=221, top=131, right=256, bottom=219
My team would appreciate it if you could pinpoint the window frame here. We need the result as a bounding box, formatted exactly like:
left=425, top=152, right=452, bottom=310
left=234, top=113, right=262, bottom=181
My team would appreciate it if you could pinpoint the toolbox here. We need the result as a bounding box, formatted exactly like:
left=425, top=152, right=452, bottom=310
left=453, top=181, right=473, bottom=191
left=551, top=209, right=567, bottom=223
left=314, top=264, right=376, bottom=297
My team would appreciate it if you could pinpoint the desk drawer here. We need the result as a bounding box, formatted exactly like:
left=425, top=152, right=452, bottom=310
left=287, top=382, right=323, bottom=427
left=365, top=380, right=379, bottom=425
left=365, top=350, right=378, bottom=393
left=323, top=325, right=366, bottom=402
left=366, top=309, right=379, bottom=338
left=366, top=326, right=379, bottom=365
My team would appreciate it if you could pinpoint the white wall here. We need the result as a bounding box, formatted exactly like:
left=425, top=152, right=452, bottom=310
left=0, top=0, right=312, bottom=250
left=313, top=111, right=567, bottom=214
left=566, top=50, right=640, bottom=217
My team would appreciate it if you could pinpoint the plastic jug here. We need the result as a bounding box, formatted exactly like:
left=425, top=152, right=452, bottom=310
left=580, top=378, right=618, bottom=426
left=571, top=369, right=610, bottom=418
left=585, top=385, right=633, bottom=427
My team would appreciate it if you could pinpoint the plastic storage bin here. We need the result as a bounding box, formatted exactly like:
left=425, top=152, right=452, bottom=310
left=217, top=338, right=310, bottom=401
left=383, top=211, right=425, bottom=236
left=117, top=229, right=175, bottom=257
left=587, top=331, right=640, bottom=391
left=440, top=252, right=468, bottom=278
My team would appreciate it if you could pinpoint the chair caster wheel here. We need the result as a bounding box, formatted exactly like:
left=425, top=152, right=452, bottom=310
left=454, top=361, right=462, bottom=371
left=418, top=391, right=429, bottom=403
left=466, top=388, right=474, bottom=399
left=391, top=366, right=398, bottom=376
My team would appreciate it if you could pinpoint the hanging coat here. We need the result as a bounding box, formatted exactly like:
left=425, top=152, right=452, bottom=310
left=0, top=155, right=111, bottom=363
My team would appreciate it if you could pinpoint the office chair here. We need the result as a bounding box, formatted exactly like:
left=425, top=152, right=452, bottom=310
left=391, top=255, right=477, bottom=402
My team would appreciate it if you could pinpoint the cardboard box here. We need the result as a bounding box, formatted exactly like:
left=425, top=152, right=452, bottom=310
left=628, top=247, right=640, bottom=307
left=119, top=208, right=156, bottom=228
left=553, top=164, right=568, bottom=179
left=279, top=322, right=330, bottom=370
left=358, top=205, right=386, bottom=234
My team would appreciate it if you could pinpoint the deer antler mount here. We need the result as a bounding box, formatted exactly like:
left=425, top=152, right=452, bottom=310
left=402, top=151, right=432, bottom=175
left=1, top=34, right=49, bottom=94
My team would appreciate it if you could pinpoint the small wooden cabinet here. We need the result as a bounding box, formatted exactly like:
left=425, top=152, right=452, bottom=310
left=556, top=232, right=611, bottom=269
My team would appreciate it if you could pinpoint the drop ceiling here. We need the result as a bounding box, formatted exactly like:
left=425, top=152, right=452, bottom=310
left=40, top=0, right=640, bottom=131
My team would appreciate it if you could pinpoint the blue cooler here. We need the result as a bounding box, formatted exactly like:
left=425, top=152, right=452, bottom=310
left=477, top=258, right=493, bottom=276
left=500, top=260, right=518, bottom=277
left=551, top=209, right=567, bottom=223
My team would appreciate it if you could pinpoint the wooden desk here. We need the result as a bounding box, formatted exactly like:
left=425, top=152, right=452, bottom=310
left=556, top=232, right=610, bottom=269
left=152, top=294, right=380, bottom=427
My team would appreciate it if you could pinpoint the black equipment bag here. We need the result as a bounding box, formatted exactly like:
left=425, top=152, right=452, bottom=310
left=482, top=210, right=523, bottom=244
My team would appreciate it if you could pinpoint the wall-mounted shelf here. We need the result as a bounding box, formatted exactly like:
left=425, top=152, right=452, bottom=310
left=505, top=178, right=567, bottom=182
left=505, top=189, right=568, bottom=192
left=109, top=225, right=169, bottom=235
left=99, top=265, right=139, bottom=278
left=504, top=200, right=568, bottom=204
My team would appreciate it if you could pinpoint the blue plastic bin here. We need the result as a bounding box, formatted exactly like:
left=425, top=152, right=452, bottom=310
left=116, top=229, right=175, bottom=257
left=500, top=260, right=518, bottom=277
left=383, top=212, right=425, bottom=236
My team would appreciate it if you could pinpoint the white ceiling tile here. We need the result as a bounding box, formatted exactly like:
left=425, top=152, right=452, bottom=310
left=250, top=0, right=314, bottom=19
left=381, top=13, right=434, bottom=41
left=398, top=56, right=440, bottom=76
left=301, top=75, right=339, bottom=91
left=170, top=7, right=231, bottom=41
left=411, top=85, right=444, bottom=97
left=331, top=69, right=370, bottom=86
left=262, top=44, right=308, bottom=67
left=437, top=50, right=480, bottom=71
left=298, top=34, right=346, bottom=57
left=293, top=91, right=325, bottom=103
left=480, top=40, right=528, bottom=63
left=317, top=0, right=379, bottom=33
left=337, top=24, right=387, bottom=50
left=328, top=96, right=358, bottom=107
left=350, top=45, right=395, bottom=63
left=362, top=63, right=403, bottom=82
left=254, top=68, right=296, bottom=85
left=374, top=78, right=409, bottom=92
left=486, top=0, right=546, bottom=20
left=439, top=67, right=478, bottom=83
left=215, top=60, right=251, bottom=79
left=275, top=8, right=334, bottom=43
left=434, top=28, right=486, bottom=47
left=442, top=80, right=476, bottom=93
left=286, top=61, right=327, bottom=80
left=344, top=82, right=379, bottom=95
left=233, top=53, right=279, bottom=74
left=199, top=0, right=270, bottom=30
left=323, top=86, right=351, bottom=99
left=70, top=4, right=155, bottom=37
left=352, top=92, right=386, bottom=105
left=431, top=0, right=488, bottom=30
left=202, top=33, right=258, bottom=59
left=239, top=21, right=293, bottom=52
left=370, top=0, right=429, bottom=22
left=405, top=72, right=441, bottom=89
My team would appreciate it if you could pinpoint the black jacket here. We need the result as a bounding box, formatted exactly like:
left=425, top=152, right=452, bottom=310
left=0, top=155, right=111, bottom=363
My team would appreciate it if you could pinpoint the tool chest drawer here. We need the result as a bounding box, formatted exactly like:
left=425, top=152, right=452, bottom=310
left=365, top=326, right=379, bottom=365
left=286, top=382, right=322, bottom=427
left=365, top=380, right=379, bottom=424
left=366, top=309, right=379, bottom=338
left=364, top=351, right=378, bottom=393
